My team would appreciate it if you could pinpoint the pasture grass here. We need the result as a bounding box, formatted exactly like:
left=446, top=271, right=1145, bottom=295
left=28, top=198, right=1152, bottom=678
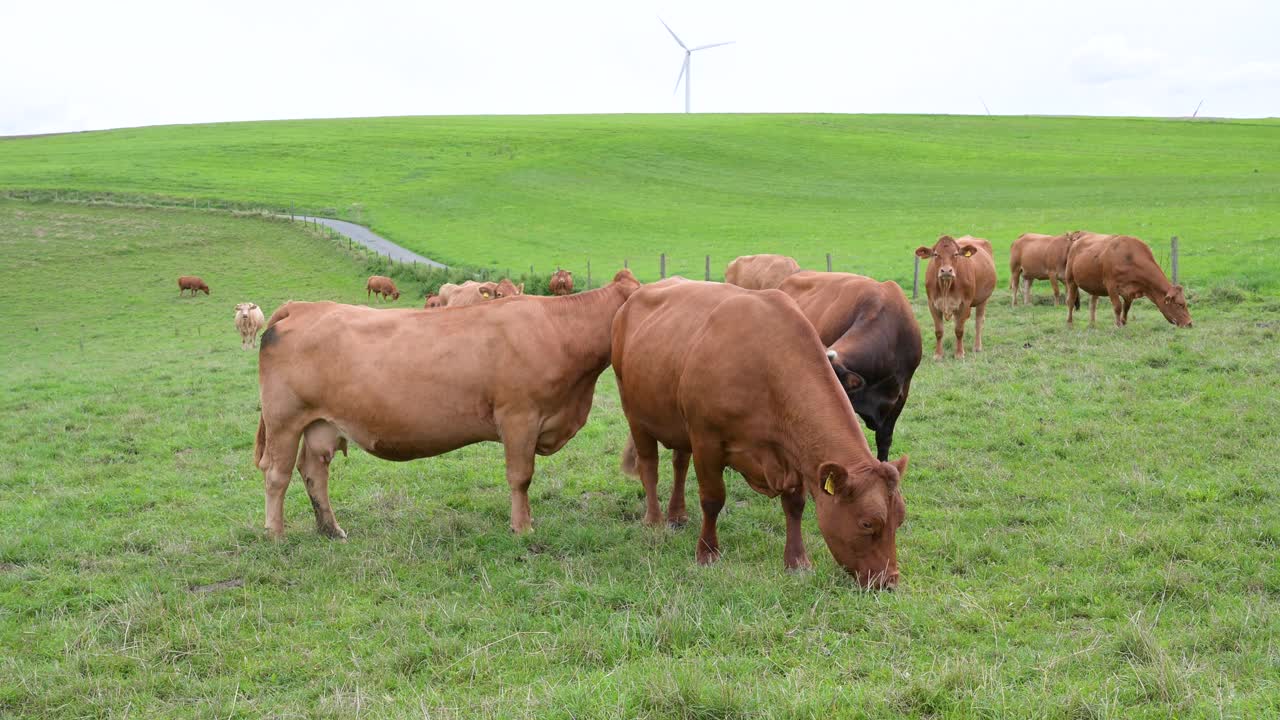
left=1, top=201, right=1277, bottom=718
left=1, top=114, right=1278, bottom=292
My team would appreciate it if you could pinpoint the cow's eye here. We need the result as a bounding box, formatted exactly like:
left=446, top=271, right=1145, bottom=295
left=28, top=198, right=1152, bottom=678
left=860, top=520, right=875, bottom=531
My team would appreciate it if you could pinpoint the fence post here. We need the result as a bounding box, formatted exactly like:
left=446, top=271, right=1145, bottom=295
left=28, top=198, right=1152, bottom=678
left=587, top=260, right=592, bottom=289
left=530, top=265, right=534, bottom=276
left=913, top=256, right=920, bottom=300
left=826, top=253, right=832, bottom=272
left=660, top=253, right=666, bottom=279
left=705, top=255, right=711, bottom=281
left=624, top=258, right=629, bottom=269
left=1171, top=236, right=1179, bottom=284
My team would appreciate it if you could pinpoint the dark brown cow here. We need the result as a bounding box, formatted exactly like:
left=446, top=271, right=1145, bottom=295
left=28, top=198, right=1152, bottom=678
left=1009, top=231, right=1083, bottom=306
left=178, top=275, right=210, bottom=296
left=550, top=269, right=574, bottom=296
left=253, top=269, right=641, bottom=538
left=724, top=254, right=801, bottom=290
left=779, top=271, right=922, bottom=462
left=613, top=279, right=908, bottom=588
left=365, top=275, right=400, bottom=302
left=1065, top=234, right=1192, bottom=328
left=915, top=235, right=996, bottom=360
left=423, top=294, right=443, bottom=309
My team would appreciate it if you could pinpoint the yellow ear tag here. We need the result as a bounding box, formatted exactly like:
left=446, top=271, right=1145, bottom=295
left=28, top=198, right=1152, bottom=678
left=823, top=477, right=836, bottom=495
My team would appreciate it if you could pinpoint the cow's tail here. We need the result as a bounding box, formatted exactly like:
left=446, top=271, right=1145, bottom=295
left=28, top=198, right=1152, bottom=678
left=254, top=415, right=268, bottom=470
left=620, top=435, right=640, bottom=478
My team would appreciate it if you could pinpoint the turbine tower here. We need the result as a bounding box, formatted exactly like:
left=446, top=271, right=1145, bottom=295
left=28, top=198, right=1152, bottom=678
left=660, top=18, right=734, bottom=113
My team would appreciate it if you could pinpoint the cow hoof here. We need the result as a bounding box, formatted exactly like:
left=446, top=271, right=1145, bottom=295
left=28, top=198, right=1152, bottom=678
left=667, top=516, right=689, bottom=529
left=932, top=353, right=943, bottom=361
left=642, top=513, right=664, bottom=528
left=785, top=557, right=813, bottom=572
left=696, top=544, right=721, bottom=565
left=510, top=524, right=534, bottom=534
left=320, top=525, right=347, bottom=540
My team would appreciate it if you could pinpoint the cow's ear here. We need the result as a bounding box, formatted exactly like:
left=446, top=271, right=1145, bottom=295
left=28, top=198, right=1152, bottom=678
left=914, top=246, right=933, bottom=259
left=961, top=246, right=977, bottom=257
left=842, top=371, right=865, bottom=391
left=480, top=288, right=492, bottom=299
left=818, top=462, right=848, bottom=496
left=885, top=455, right=908, bottom=490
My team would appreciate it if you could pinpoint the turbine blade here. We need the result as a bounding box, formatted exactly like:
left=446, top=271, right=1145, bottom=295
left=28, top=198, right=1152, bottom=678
left=673, top=57, right=689, bottom=94
left=691, top=40, right=735, bottom=51
left=659, top=17, right=688, bottom=50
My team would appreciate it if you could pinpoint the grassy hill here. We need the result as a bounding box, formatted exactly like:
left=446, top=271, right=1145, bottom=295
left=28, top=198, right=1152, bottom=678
left=2, top=114, right=1278, bottom=290
left=2, top=200, right=1279, bottom=718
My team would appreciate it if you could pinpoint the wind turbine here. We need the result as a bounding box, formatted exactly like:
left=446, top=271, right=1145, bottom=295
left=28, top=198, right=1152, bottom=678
left=660, top=18, right=734, bottom=113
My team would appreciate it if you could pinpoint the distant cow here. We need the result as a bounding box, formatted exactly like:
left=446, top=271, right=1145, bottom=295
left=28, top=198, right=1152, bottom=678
left=724, top=254, right=801, bottom=290
left=253, top=269, right=641, bottom=538
left=366, top=276, right=400, bottom=302
left=614, top=279, right=907, bottom=588
left=779, top=271, right=923, bottom=461
left=1009, top=231, right=1083, bottom=306
left=423, top=294, right=443, bottom=309
left=1065, top=234, right=1192, bottom=328
left=234, top=303, right=266, bottom=349
left=439, top=280, right=499, bottom=307
left=915, top=235, right=996, bottom=360
left=550, top=269, right=574, bottom=296
left=178, top=276, right=210, bottom=296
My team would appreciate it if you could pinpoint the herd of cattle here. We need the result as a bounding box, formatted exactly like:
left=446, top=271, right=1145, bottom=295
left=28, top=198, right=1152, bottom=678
left=177, top=230, right=1189, bottom=590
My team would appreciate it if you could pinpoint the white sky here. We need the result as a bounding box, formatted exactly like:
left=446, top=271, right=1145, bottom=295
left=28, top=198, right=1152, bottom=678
left=3, top=0, right=1277, bottom=135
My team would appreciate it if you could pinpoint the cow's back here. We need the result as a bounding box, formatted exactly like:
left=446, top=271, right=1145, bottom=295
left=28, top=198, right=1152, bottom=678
left=725, top=254, right=801, bottom=290
left=959, top=236, right=997, bottom=304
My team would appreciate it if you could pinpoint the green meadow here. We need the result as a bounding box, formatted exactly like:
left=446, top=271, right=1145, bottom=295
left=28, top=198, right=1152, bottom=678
left=1, top=195, right=1277, bottom=718
left=1, top=114, right=1278, bottom=290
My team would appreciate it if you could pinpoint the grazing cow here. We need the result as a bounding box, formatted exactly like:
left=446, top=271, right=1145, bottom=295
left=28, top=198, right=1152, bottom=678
left=1009, top=231, right=1083, bottom=306
left=550, top=269, right=574, bottom=296
left=779, top=271, right=923, bottom=462
left=724, top=254, right=801, bottom=290
left=234, top=302, right=266, bottom=349
left=366, top=275, right=400, bottom=302
left=423, top=294, right=443, bottom=309
left=252, top=269, right=641, bottom=538
left=439, top=280, right=499, bottom=307
left=1065, top=234, right=1192, bottom=328
left=915, top=235, right=996, bottom=360
left=495, top=278, right=524, bottom=299
left=613, top=279, right=908, bottom=588
left=178, top=276, right=210, bottom=296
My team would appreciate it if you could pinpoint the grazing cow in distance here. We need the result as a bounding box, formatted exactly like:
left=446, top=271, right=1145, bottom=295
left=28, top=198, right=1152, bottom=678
left=1009, top=231, right=1083, bottom=306
left=423, top=294, right=443, bottom=309
left=439, top=280, right=499, bottom=307
left=725, top=254, right=801, bottom=290
left=253, top=269, right=641, bottom=538
left=915, top=235, right=996, bottom=360
left=234, top=302, right=266, bottom=349
left=178, top=276, right=210, bottom=296
left=495, top=278, right=524, bottom=299
left=1065, top=234, right=1192, bottom=328
left=550, top=269, right=574, bottom=296
left=779, top=271, right=923, bottom=462
left=366, top=275, right=400, bottom=302
left=613, top=279, right=907, bottom=588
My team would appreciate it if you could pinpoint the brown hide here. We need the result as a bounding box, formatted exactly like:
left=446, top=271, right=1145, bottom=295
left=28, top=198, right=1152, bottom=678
left=1065, top=234, right=1191, bottom=328
left=915, top=235, right=996, bottom=360
left=549, top=270, right=574, bottom=296
left=254, top=269, right=641, bottom=538
left=612, top=279, right=907, bottom=588
left=440, top=280, right=498, bottom=307
left=178, top=275, right=209, bottom=295
left=779, top=271, right=923, bottom=462
left=724, top=254, right=801, bottom=290
left=365, top=275, right=400, bottom=302
left=1009, top=231, right=1082, bottom=306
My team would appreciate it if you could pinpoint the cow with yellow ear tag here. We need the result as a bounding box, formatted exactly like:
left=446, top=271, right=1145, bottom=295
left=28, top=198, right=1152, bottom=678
left=914, top=235, right=996, bottom=360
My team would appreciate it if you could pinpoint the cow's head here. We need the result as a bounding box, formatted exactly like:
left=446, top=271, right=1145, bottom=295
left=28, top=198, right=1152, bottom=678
left=476, top=282, right=499, bottom=300
left=811, top=456, right=907, bottom=589
left=1065, top=230, right=1086, bottom=244
left=612, top=268, right=641, bottom=297
left=424, top=294, right=442, bottom=308
left=826, top=349, right=866, bottom=395
left=916, top=235, right=978, bottom=285
left=233, top=302, right=257, bottom=320
left=1155, top=284, right=1192, bottom=327
left=494, top=278, right=524, bottom=299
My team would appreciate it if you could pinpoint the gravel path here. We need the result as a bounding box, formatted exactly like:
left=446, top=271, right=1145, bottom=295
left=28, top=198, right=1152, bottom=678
left=293, top=216, right=447, bottom=269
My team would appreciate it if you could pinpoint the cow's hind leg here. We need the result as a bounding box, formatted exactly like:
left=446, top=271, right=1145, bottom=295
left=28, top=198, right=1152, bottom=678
left=691, top=444, right=726, bottom=565
left=780, top=490, right=811, bottom=570
left=260, top=422, right=304, bottom=539
left=667, top=449, right=691, bottom=527
left=298, top=420, right=348, bottom=539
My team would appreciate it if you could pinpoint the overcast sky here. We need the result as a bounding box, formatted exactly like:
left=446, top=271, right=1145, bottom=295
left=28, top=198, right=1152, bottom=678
left=3, top=0, right=1277, bottom=136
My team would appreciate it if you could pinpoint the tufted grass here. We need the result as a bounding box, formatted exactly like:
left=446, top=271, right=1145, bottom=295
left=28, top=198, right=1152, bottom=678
left=1, top=200, right=1278, bottom=719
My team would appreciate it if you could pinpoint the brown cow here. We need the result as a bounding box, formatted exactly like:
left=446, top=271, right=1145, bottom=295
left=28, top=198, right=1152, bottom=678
left=423, top=294, right=444, bottom=309
left=234, top=302, right=266, bottom=349
left=550, top=269, right=574, bottom=296
left=915, top=235, right=996, bottom=360
left=252, top=269, right=640, bottom=538
left=178, top=276, right=210, bottom=296
left=1065, top=234, right=1191, bottom=328
left=1009, top=231, right=1083, bottom=306
left=613, top=279, right=908, bottom=588
left=724, top=254, right=801, bottom=290
left=495, top=278, right=524, bottom=299
left=366, top=275, right=400, bottom=302
left=779, top=271, right=923, bottom=462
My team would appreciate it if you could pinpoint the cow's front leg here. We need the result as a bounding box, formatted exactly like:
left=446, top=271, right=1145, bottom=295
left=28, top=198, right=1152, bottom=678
left=691, top=447, right=726, bottom=565
left=1107, top=288, right=1125, bottom=327
left=501, top=421, right=539, bottom=533
left=1089, top=295, right=1099, bottom=326
left=1122, top=296, right=1134, bottom=324
left=780, top=490, right=811, bottom=570
left=953, top=304, right=972, bottom=359
left=928, top=304, right=945, bottom=360
left=1049, top=273, right=1061, bottom=306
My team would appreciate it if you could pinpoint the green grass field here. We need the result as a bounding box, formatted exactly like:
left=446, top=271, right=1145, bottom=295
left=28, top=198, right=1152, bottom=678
left=1, top=115, right=1278, bottom=291
left=2, top=200, right=1277, bottom=718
